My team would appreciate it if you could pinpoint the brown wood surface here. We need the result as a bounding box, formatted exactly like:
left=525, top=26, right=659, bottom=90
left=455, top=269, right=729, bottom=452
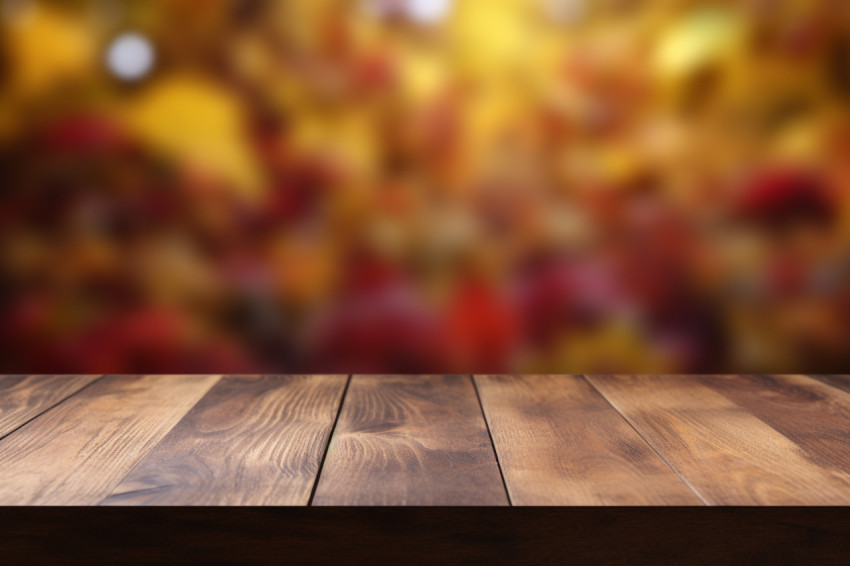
left=1, top=374, right=849, bottom=506
left=475, top=375, right=702, bottom=505
left=699, top=374, right=850, bottom=473
left=586, top=375, right=850, bottom=505
left=102, top=375, right=348, bottom=506
left=311, top=375, right=508, bottom=506
left=0, top=375, right=101, bottom=439
left=810, top=375, right=850, bottom=394
left=0, top=374, right=220, bottom=505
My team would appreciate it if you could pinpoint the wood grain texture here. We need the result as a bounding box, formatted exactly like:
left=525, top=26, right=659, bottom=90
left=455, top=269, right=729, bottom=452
left=101, top=375, right=348, bottom=506
left=475, top=375, right=702, bottom=505
left=0, top=375, right=220, bottom=505
left=700, top=375, right=850, bottom=474
left=810, top=375, right=850, bottom=394
left=0, top=375, right=101, bottom=439
left=311, top=375, right=508, bottom=506
left=586, top=375, right=850, bottom=505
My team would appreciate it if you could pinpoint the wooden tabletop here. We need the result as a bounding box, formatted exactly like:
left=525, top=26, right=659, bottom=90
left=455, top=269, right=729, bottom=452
left=1, top=374, right=849, bottom=506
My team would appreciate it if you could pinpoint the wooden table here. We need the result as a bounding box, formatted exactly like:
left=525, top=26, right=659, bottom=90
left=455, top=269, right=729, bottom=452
left=1, top=374, right=849, bottom=505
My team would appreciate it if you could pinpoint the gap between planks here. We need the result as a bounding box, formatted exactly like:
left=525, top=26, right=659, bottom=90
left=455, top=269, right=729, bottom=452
left=475, top=375, right=704, bottom=505
left=0, top=375, right=105, bottom=442
left=471, top=375, right=513, bottom=507
left=0, top=375, right=223, bottom=505
left=585, top=375, right=850, bottom=505
left=311, top=375, right=509, bottom=506
left=580, top=374, right=711, bottom=505
left=307, top=375, right=352, bottom=506
left=102, top=375, right=348, bottom=506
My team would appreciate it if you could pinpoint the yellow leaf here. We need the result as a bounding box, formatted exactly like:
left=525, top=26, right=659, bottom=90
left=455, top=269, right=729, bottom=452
left=654, top=8, right=745, bottom=79
left=123, top=74, right=264, bottom=202
left=4, top=4, right=96, bottom=97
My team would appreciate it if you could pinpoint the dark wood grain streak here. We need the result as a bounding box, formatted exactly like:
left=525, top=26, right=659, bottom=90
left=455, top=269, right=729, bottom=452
left=475, top=375, right=703, bottom=505
left=311, top=375, right=508, bottom=506
left=699, top=375, right=850, bottom=474
left=0, top=375, right=220, bottom=505
left=101, top=375, right=348, bottom=506
left=586, top=375, right=850, bottom=505
left=0, top=375, right=101, bottom=439
left=810, top=375, right=850, bottom=394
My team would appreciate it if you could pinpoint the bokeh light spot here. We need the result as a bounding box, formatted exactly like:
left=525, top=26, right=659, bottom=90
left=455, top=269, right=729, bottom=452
left=406, top=0, right=453, bottom=24
left=105, top=32, right=155, bottom=82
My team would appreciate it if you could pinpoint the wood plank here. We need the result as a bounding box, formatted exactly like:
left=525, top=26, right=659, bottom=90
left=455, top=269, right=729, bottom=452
left=699, top=375, right=850, bottom=474
left=586, top=375, right=850, bottom=505
left=809, top=375, right=850, bottom=395
left=474, top=375, right=703, bottom=505
left=101, top=375, right=348, bottom=506
left=0, top=374, right=220, bottom=505
left=0, top=375, right=101, bottom=439
left=311, top=375, right=508, bottom=506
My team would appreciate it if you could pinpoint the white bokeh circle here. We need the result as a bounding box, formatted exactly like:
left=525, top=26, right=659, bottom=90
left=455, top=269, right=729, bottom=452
left=106, top=32, right=155, bottom=81
left=405, top=0, right=452, bottom=24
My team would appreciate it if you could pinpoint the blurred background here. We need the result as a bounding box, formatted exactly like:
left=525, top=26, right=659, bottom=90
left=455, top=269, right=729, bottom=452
left=1, top=0, right=850, bottom=374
